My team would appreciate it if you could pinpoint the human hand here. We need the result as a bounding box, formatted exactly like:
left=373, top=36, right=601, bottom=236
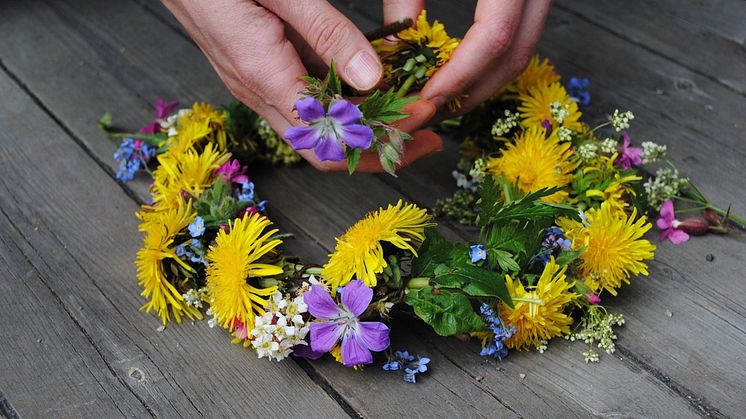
left=162, top=0, right=443, bottom=172
left=383, top=0, right=553, bottom=120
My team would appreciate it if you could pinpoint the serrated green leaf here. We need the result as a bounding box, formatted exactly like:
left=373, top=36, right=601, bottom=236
left=555, top=246, right=586, bottom=266
left=346, top=148, right=362, bottom=174
left=488, top=249, right=521, bottom=273
left=326, top=61, right=342, bottom=96
left=411, top=228, right=467, bottom=277
left=404, top=288, right=485, bottom=336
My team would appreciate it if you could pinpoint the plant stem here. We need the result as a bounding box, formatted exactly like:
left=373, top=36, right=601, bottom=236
left=588, top=120, right=611, bottom=134
left=364, top=18, right=413, bottom=41
left=108, top=132, right=165, bottom=145
left=395, top=74, right=417, bottom=98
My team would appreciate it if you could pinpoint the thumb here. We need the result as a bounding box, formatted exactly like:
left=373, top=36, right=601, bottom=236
left=262, top=0, right=383, bottom=91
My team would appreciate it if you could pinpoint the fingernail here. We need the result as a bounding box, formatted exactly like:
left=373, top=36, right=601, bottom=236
left=346, top=51, right=382, bottom=91
left=429, top=96, right=448, bottom=109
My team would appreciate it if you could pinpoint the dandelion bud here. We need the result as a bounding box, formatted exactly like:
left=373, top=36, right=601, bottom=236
left=678, top=218, right=709, bottom=235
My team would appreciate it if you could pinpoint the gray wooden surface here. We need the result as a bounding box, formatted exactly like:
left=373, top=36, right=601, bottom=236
left=1, top=0, right=744, bottom=417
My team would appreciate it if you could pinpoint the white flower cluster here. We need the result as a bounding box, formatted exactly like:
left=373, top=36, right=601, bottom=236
left=556, top=126, right=573, bottom=142
left=610, top=109, right=634, bottom=132
left=641, top=141, right=667, bottom=163
left=491, top=110, right=519, bottom=137
left=536, top=340, right=548, bottom=354
left=577, top=142, right=599, bottom=161
left=469, top=158, right=488, bottom=184
left=643, top=168, right=688, bottom=210
left=250, top=291, right=310, bottom=362
left=160, top=108, right=192, bottom=137
left=568, top=309, right=625, bottom=363
left=182, top=287, right=208, bottom=308
left=600, top=138, right=618, bottom=154
left=549, top=101, right=570, bottom=125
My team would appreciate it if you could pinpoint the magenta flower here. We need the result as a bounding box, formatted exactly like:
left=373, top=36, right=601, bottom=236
left=140, top=99, right=178, bottom=134
left=617, top=132, right=643, bottom=170
left=284, top=97, right=373, bottom=162
left=304, top=280, right=390, bottom=366
left=215, top=159, right=249, bottom=184
left=656, top=199, right=690, bottom=244
left=585, top=294, right=601, bottom=305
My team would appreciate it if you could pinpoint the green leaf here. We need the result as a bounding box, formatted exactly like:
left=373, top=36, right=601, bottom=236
left=404, top=288, right=485, bottom=336
left=346, top=148, right=362, bottom=174
left=98, top=112, right=112, bottom=131
left=430, top=260, right=513, bottom=306
left=359, top=89, right=417, bottom=123
left=326, top=61, right=342, bottom=96
left=411, top=228, right=467, bottom=277
left=487, top=248, right=520, bottom=273
left=555, top=246, right=586, bottom=266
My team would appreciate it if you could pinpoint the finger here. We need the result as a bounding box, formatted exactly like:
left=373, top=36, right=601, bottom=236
left=429, top=0, right=552, bottom=122
left=395, top=99, right=437, bottom=133
left=285, top=24, right=328, bottom=78
left=260, top=0, right=383, bottom=91
left=383, top=0, right=426, bottom=24
left=420, top=0, right=525, bottom=109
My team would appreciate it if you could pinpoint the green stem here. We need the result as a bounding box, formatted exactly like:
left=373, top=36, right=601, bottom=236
left=109, top=132, right=166, bottom=146
left=674, top=196, right=746, bottom=226
left=588, top=120, right=611, bottom=134
left=395, top=74, right=417, bottom=98
left=511, top=297, right=545, bottom=305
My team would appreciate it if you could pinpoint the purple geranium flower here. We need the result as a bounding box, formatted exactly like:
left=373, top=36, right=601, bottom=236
left=284, top=97, right=374, bottom=162
left=617, top=132, right=643, bottom=170
left=304, top=280, right=390, bottom=366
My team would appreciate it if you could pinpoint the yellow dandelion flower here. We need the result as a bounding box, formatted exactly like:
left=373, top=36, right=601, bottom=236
left=151, top=143, right=230, bottom=210
left=583, top=154, right=642, bottom=213
left=486, top=126, right=578, bottom=203
left=135, top=196, right=201, bottom=325
left=556, top=202, right=656, bottom=296
left=375, top=10, right=460, bottom=86
left=506, top=56, right=561, bottom=95
left=518, top=82, right=583, bottom=131
left=500, top=258, right=578, bottom=350
left=322, top=200, right=434, bottom=293
left=205, top=213, right=283, bottom=334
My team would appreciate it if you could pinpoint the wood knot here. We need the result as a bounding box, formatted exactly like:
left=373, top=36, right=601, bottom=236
left=128, top=367, right=145, bottom=383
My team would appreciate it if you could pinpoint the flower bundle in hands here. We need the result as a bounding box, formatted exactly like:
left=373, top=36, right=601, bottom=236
left=283, top=11, right=461, bottom=175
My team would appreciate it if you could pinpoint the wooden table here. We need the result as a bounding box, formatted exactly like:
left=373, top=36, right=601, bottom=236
left=1, top=1, right=744, bottom=417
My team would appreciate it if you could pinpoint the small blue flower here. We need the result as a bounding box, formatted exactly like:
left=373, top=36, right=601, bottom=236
left=567, top=77, right=591, bottom=107
left=479, top=303, right=516, bottom=360
left=257, top=200, right=268, bottom=212
left=470, top=244, right=487, bottom=264
left=175, top=243, right=193, bottom=258
left=237, top=181, right=255, bottom=202
left=190, top=255, right=208, bottom=266
left=383, top=350, right=430, bottom=383
left=188, top=216, right=205, bottom=237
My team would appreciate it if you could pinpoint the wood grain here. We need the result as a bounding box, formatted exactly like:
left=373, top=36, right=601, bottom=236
left=0, top=64, right=348, bottom=418
left=0, top=0, right=743, bottom=416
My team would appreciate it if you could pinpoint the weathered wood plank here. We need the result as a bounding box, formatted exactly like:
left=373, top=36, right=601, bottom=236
left=0, top=65, right=348, bottom=418
left=0, top=213, right=151, bottom=418
left=0, top=0, right=735, bottom=416
left=555, top=0, right=746, bottom=96
left=339, top=2, right=746, bottom=416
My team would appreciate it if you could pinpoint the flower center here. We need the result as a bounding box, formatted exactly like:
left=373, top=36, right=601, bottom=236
left=313, top=117, right=343, bottom=140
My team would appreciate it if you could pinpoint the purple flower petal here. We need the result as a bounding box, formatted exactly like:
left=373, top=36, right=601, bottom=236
left=341, top=124, right=374, bottom=149
left=328, top=100, right=363, bottom=125
left=291, top=343, right=326, bottom=360
left=341, top=332, right=373, bottom=366
left=341, top=280, right=373, bottom=317
left=314, top=134, right=346, bottom=161
left=358, top=321, right=390, bottom=351
left=310, top=321, right=344, bottom=353
left=304, top=285, right=341, bottom=319
left=284, top=125, right=321, bottom=150
left=294, top=97, right=325, bottom=122
left=656, top=217, right=672, bottom=230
